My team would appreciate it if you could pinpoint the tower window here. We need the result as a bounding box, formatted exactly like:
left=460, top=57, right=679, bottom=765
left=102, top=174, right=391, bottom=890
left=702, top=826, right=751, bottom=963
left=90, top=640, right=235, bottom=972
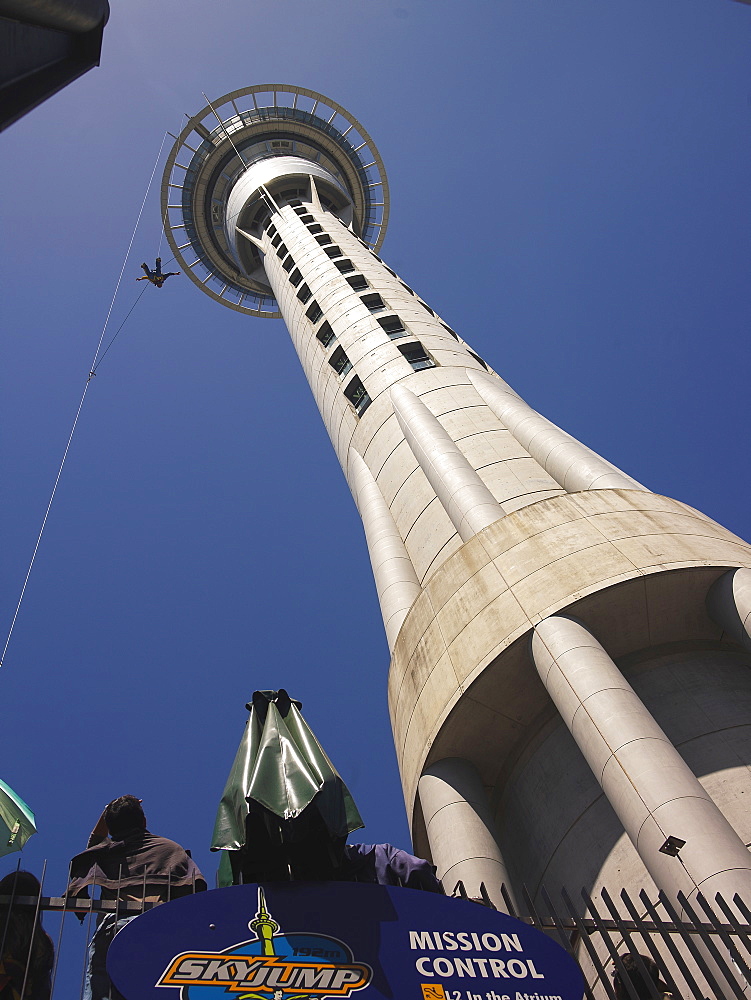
left=300, top=214, right=315, bottom=224
left=329, top=346, right=352, bottom=377
left=442, top=323, right=459, bottom=340
left=315, top=234, right=333, bottom=246
left=308, top=224, right=324, bottom=235
left=401, top=282, right=415, bottom=296
left=347, top=274, right=368, bottom=292
left=282, top=256, right=294, bottom=273
left=316, top=321, right=335, bottom=348
left=420, top=301, right=435, bottom=316
left=270, top=234, right=282, bottom=249
left=344, top=376, right=371, bottom=416
left=378, top=315, right=407, bottom=339
left=289, top=200, right=304, bottom=209
left=399, top=342, right=436, bottom=371
left=305, top=300, right=323, bottom=323
left=297, top=283, right=312, bottom=304
left=266, top=223, right=277, bottom=238
left=335, top=259, right=355, bottom=274
left=468, top=351, right=489, bottom=370
left=324, top=246, right=343, bottom=259
left=289, top=268, right=302, bottom=287
left=361, top=293, right=385, bottom=313
left=384, top=265, right=397, bottom=278
left=276, top=243, right=288, bottom=259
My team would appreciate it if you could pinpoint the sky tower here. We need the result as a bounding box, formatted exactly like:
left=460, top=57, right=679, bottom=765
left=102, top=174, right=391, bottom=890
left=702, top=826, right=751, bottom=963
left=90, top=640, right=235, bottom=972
left=162, top=84, right=751, bottom=915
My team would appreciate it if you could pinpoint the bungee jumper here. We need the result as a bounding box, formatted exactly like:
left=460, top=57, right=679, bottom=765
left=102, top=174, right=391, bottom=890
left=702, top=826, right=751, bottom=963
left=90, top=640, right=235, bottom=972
left=136, top=257, right=180, bottom=288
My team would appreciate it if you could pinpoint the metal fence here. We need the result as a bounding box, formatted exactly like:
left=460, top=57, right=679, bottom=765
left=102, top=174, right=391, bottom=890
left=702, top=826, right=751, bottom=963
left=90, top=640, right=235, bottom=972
left=453, top=880, right=751, bottom=999
left=2, top=863, right=750, bottom=999
left=0, top=861, right=183, bottom=1000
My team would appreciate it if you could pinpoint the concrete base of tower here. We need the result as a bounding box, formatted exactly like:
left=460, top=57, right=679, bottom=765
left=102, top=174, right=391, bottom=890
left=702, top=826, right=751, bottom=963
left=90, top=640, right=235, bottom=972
left=388, top=488, right=751, bottom=908
left=500, top=644, right=751, bottom=898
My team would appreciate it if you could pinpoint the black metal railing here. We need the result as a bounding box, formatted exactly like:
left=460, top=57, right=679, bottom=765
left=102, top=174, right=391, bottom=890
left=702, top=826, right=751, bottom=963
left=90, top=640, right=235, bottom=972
left=452, top=879, right=751, bottom=999
left=2, top=864, right=750, bottom=999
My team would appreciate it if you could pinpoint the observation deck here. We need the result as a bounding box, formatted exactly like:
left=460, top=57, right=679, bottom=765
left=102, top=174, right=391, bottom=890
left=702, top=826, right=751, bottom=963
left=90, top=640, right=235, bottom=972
left=161, top=84, right=390, bottom=317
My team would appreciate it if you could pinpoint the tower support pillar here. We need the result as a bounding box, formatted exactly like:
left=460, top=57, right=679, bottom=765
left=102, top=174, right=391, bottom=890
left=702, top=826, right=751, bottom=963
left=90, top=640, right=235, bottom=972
left=349, top=450, right=420, bottom=651
left=531, top=615, right=751, bottom=911
left=707, top=568, right=751, bottom=651
left=468, top=369, right=645, bottom=492
left=418, top=757, right=513, bottom=912
left=391, top=384, right=504, bottom=541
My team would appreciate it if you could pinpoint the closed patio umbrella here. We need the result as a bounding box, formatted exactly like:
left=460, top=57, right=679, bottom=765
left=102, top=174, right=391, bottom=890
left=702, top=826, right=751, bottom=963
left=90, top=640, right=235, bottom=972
left=211, top=690, right=363, bottom=886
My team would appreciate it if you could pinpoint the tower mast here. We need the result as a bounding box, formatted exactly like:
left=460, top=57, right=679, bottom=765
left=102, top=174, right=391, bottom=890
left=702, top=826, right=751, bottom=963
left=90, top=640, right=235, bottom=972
left=162, top=85, right=751, bottom=919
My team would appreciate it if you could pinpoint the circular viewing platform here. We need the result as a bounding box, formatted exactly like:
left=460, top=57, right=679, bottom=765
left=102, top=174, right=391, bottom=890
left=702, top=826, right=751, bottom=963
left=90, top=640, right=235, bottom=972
left=161, top=84, right=390, bottom=317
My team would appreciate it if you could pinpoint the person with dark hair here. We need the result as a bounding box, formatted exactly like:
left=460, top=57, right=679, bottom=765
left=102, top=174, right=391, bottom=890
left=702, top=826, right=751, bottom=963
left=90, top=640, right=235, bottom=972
left=136, top=257, right=180, bottom=288
left=612, top=953, right=669, bottom=999
left=0, top=871, right=53, bottom=1000
left=68, top=796, right=206, bottom=1000
left=102, top=795, right=145, bottom=841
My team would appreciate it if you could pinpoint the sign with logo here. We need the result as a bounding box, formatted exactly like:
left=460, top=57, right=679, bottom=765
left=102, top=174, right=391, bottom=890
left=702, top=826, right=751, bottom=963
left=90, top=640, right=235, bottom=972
left=108, top=882, right=584, bottom=1000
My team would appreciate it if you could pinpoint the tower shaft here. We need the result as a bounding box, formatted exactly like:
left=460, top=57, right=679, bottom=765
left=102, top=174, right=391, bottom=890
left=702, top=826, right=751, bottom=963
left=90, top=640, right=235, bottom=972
left=164, top=89, right=751, bottom=944
left=255, top=189, right=751, bottom=917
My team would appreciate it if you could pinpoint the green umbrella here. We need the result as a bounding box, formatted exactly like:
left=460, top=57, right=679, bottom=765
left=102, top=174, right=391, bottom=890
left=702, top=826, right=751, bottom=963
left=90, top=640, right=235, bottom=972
left=211, top=690, right=363, bottom=885
left=0, top=778, right=36, bottom=858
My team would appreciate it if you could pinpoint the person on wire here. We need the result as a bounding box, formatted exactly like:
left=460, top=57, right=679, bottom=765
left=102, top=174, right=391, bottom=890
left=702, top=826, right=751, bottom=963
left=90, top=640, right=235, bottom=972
left=136, top=257, right=180, bottom=288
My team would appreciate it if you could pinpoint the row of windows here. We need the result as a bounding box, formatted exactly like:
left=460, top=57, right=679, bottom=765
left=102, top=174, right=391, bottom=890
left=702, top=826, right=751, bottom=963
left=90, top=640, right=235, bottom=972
left=357, top=243, right=492, bottom=367
left=277, top=222, right=487, bottom=370
left=269, top=216, right=486, bottom=413
left=353, top=234, right=468, bottom=337
left=274, top=211, right=447, bottom=334
left=277, top=218, right=373, bottom=415
left=316, top=225, right=492, bottom=372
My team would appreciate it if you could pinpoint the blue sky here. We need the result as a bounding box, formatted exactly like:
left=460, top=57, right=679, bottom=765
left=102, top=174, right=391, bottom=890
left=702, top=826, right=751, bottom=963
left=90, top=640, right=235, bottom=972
left=1, top=0, right=750, bottom=988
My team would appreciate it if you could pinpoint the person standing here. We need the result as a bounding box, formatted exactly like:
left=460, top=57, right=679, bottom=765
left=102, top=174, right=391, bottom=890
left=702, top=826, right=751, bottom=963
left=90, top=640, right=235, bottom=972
left=68, top=796, right=205, bottom=1000
left=0, top=871, right=53, bottom=1000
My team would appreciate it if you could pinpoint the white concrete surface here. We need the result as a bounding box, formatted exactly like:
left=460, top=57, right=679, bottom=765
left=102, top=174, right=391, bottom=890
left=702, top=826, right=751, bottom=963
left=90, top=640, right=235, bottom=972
left=349, top=449, right=420, bottom=650
left=468, top=369, right=646, bottom=492
left=419, top=757, right=513, bottom=911
left=220, top=170, right=751, bottom=920
left=390, top=384, right=504, bottom=541
left=531, top=615, right=751, bottom=909
left=256, top=193, right=567, bottom=589
left=707, top=567, right=751, bottom=652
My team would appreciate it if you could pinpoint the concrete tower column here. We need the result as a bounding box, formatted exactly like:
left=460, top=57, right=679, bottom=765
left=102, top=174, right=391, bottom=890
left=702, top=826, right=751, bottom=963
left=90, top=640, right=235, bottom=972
left=707, top=568, right=751, bottom=652
left=468, top=369, right=646, bottom=492
left=348, top=450, right=420, bottom=650
left=418, top=758, right=513, bottom=912
left=390, top=383, right=505, bottom=541
left=531, top=615, right=751, bottom=908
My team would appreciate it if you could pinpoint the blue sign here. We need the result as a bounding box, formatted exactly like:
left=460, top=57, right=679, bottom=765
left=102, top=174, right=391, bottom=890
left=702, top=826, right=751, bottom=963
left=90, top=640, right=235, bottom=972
left=108, top=882, right=584, bottom=1000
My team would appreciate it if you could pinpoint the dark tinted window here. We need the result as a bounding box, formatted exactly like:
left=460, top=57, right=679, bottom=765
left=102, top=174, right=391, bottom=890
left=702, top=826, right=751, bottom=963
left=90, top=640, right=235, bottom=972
left=329, top=346, right=352, bottom=377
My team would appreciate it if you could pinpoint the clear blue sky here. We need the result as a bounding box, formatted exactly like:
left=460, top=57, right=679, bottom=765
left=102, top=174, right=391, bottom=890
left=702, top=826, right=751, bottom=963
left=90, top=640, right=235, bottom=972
left=1, top=0, right=750, bottom=988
